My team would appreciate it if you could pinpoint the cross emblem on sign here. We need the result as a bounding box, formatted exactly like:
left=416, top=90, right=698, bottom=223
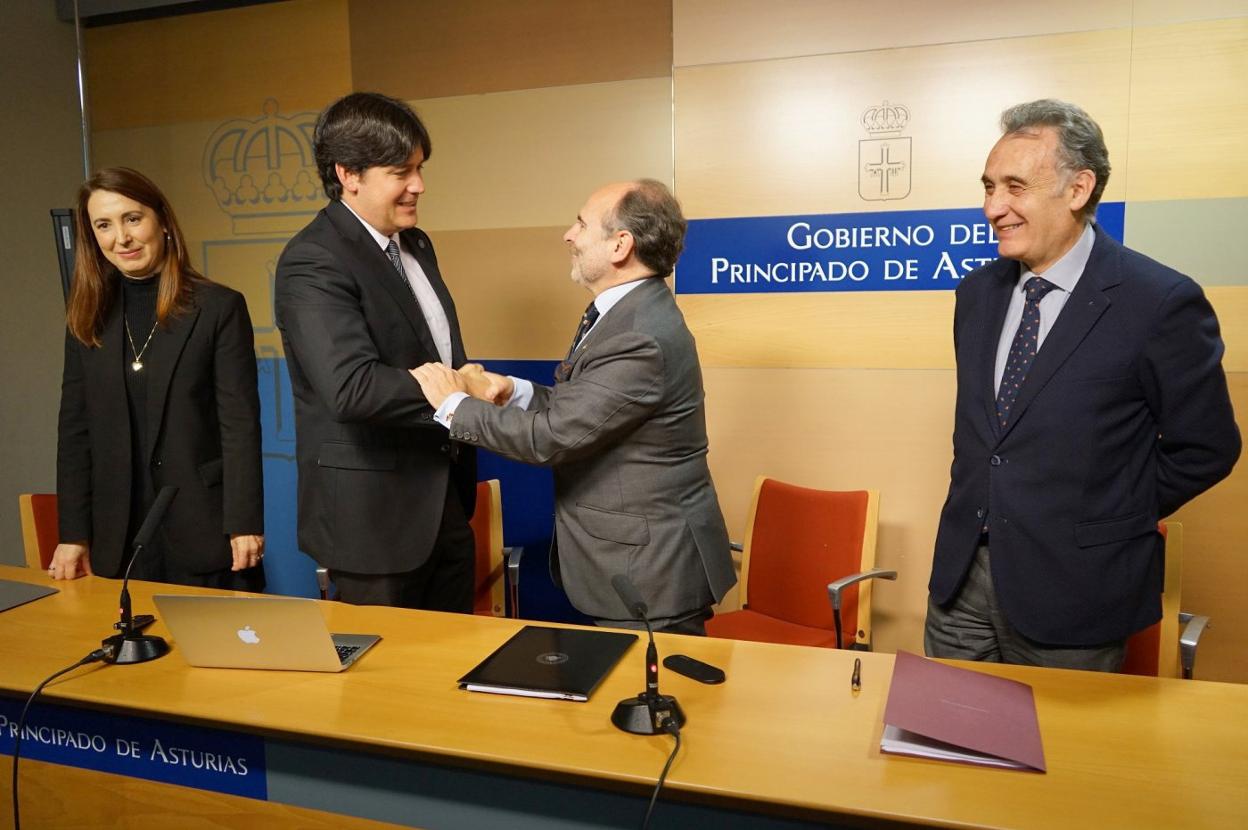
left=864, top=142, right=907, bottom=196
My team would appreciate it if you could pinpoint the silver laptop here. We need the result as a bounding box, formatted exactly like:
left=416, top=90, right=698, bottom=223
left=153, top=595, right=380, bottom=672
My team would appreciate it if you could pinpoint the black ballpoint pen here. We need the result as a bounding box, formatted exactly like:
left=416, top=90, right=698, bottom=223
left=851, top=657, right=862, bottom=693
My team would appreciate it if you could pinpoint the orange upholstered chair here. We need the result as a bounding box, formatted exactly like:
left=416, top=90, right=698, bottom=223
left=470, top=479, right=508, bottom=617
left=706, top=477, right=896, bottom=649
left=19, top=494, right=59, bottom=570
left=1121, top=522, right=1210, bottom=679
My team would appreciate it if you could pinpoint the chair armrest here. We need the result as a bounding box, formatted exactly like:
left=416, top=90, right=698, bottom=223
left=729, top=541, right=743, bottom=552
left=1178, top=612, right=1211, bottom=680
left=827, top=568, right=898, bottom=611
left=504, top=547, right=523, bottom=618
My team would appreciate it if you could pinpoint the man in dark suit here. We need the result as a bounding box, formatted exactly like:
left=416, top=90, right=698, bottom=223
left=275, top=92, right=476, bottom=610
left=927, top=99, right=1240, bottom=670
left=412, top=180, right=735, bottom=634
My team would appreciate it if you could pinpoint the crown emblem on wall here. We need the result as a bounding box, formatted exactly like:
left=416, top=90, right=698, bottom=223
left=202, top=99, right=324, bottom=235
left=860, top=101, right=910, bottom=136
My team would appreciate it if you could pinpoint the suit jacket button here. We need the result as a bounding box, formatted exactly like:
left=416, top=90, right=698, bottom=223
left=154, top=459, right=162, bottom=468
left=440, top=444, right=450, bottom=453
left=990, top=454, right=1002, bottom=466
left=976, top=507, right=985, bottom=519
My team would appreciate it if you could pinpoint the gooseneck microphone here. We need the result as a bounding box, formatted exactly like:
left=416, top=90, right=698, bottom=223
left=609, top=574, right=686, bottom=735
left=102, top=485, right=177, bottom=664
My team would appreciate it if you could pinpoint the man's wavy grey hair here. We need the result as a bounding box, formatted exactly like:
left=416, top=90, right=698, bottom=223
left=1000, top=99, right=1111, bottom=222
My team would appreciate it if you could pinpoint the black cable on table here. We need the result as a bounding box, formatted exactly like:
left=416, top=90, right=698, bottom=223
left=11, top=648, right=108, bottom=830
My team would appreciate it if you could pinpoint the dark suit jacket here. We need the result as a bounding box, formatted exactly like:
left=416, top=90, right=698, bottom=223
left=451, top=278, right=735, bottom=620
left=57, top=280, right=264, bottom=578
left=274, top=200, right=475, bottom=574
left=931, top=226, right=1240, bottom=645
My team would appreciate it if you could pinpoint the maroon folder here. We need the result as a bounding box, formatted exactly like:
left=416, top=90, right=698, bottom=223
left=881, top=650, right=1046, bottom=772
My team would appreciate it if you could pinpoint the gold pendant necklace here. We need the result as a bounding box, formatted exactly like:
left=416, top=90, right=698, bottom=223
left=124, top=317, right=158, bottom=372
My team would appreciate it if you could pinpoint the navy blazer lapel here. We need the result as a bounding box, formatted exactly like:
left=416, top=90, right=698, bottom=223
left=325, top=201, right=442, bottom=361
left=978, top=262, right=1018, bottom=440
left=142, top=302, right=200, bottom=466
left=998, top=227, right=1119, bottom=441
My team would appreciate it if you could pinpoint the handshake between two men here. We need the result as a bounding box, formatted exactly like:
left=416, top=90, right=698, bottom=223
left=410, top=363, right=512, bottom=410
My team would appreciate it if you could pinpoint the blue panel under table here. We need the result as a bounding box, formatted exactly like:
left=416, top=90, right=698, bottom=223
left=2, top=695, right=843, bottom=829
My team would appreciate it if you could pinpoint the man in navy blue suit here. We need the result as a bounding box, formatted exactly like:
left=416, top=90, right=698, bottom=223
left=926, top=99, right=1240, bottom=671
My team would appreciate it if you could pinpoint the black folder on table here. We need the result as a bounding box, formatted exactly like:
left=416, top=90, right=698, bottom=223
left=0, top=580, right=56, bottom=613
left=458, top=625, right=638, bottom=701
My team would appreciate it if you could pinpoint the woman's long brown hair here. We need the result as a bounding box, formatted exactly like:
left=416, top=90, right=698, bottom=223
left=66, top=167, right=204, bottom=346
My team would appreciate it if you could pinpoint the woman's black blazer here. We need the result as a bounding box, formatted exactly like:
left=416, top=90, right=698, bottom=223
left=57, top=280, right=264, bottom=577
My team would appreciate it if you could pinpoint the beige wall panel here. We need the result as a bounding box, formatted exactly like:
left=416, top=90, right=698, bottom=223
left=1126, top=18, right=1248, bottom=202
left=349, top=0, right=671, bottom=99
left=703, top=367, right=1248, bottom=681
left=674, top=0, right=1134, bottom=67
left=1171, top=374, right=1248, bottom=683
left=702, top=366, right=956, bottom=656
left=675, top=30, right=1131, bottom=219
left=86, top=0, right=352, bottom=132
left=415, top=79, right=674, bottom=232
left=434, top=227, right=594, bottom=360
left=679, top=291, right=956, bottom=369
left=679, top=284, right=1242, bottom=373
left=1133, top=0, right=1248, bottom=26
left=1207, top=287, right=1248, bottom=372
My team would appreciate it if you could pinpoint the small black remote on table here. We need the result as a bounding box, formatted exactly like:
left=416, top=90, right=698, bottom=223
left=663, top=654, right=725, bottom=684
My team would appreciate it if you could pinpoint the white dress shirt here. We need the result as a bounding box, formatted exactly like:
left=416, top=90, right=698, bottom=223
left=993, top=223, right=1096, bottom=394
left=342, top=201, right=453, bottom=365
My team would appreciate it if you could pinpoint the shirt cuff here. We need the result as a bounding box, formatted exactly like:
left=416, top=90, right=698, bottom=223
left=434, top=392, right=469, bottom=427
left=508, top=377, right=534, bottom=410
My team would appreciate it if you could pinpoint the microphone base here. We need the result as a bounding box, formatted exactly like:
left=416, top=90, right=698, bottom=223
left=611, top=694, right=685, bottom=735
left=102, top=632, right=170, bottom=665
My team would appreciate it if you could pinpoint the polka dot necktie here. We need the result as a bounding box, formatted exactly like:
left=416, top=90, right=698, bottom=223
left=555, top=302, right=600, bottom=382
left=385, top=239, right=418, bottom=302
left=995, top=276, right=1058, bottom=427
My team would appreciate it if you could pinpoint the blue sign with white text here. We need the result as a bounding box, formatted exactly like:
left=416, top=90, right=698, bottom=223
left=0, top=698, right=267, bottom=799
left=675, top=203, right=1125, bottom=294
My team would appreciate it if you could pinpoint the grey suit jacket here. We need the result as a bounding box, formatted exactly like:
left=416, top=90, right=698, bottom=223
left=450, top=277, right=735, bottom=620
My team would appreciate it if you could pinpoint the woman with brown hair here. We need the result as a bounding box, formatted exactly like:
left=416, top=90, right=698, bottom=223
left=49, top=167, right=265, bottom=589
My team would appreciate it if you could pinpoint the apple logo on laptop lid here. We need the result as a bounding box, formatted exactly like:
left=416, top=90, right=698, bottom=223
left=237, top=625, right=261, bottom=645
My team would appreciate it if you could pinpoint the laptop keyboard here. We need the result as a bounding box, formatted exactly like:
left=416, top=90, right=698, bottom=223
left=336, top=644, right=362, bottom=664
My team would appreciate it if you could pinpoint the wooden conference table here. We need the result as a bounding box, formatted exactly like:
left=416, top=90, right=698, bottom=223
left=0, top=564, right=1244, bottom=829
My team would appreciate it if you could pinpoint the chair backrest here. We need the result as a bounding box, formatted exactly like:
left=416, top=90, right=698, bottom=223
left=470, top=479, right=506, bottom=617
left=739, top=477, right=880, bottom=647
left=1121, top=522, right=1183, bottom=677
left=19, top=493, right=59, bottom=570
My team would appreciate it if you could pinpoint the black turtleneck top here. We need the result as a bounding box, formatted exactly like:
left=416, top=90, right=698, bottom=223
left=120, top=274, right=159, bottom=553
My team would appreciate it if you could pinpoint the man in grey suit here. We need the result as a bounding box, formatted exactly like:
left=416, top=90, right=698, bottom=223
left=412, top=180, right=735, bottom=634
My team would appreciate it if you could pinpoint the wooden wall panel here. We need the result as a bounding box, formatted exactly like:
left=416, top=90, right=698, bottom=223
left=85, top=0, right=352, bottom=131
left=415, top=79, right=674, bottom=232
left=675, top=29, right=1132, bottom=219
left=435, top=226, right=595, bottom=360
left=1170, top=372, right=1248, bottom=683
left=1125, top=18, right=1248, bottom=201
left=348, top=0, right=672, bottom=99
left=673, top=0, right=1248, bottom=67
left=678, top=292, right=955, bottom=370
